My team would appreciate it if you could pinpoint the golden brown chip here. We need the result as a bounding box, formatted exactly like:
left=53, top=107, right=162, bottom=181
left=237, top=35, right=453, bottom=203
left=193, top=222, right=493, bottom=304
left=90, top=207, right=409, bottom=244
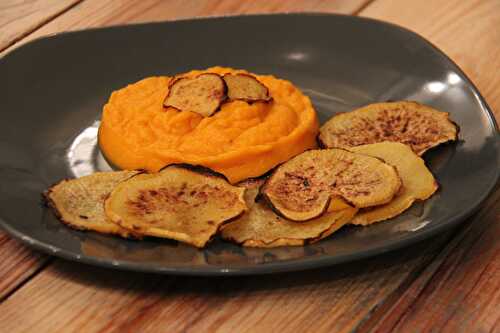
left=319, top=101, right=458, bottom=155
left=223, top=73, right=271, bottom=102
left=349, top=142, right=438, bottom=225
left=163, top=73, right=227, bottom=117
left=104, top=164, right=247, bottom=248
left=261, top=149, right=401, bottom=221
left=221, top=182, right=357, bottom=248
left=44, top=170, right=141, bottom=238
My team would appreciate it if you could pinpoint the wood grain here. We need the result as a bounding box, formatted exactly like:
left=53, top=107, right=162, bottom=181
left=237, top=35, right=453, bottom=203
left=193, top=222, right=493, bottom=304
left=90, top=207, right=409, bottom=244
left=0, top=0, right=372, bottom=58
left=0, top=0, right=82, bottom=52
left=0, top=234, right=453, bottom=332
left=357, top=189, right=500, bottom=332
left=0, top=0, right=498, bottom=332
left=357, top=0, right=500, bottom=330
left=361, top=0, right=500, bottom=120
left=0, top=231, right=50, bottom=301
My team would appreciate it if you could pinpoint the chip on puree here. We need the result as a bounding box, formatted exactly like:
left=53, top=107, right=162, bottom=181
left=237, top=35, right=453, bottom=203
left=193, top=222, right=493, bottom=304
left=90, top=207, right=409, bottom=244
left=99, top=67, right=319, bottom=183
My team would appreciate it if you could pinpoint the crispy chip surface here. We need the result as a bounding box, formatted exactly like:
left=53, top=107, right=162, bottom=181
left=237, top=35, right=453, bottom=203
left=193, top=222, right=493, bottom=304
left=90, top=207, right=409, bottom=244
left=349, top=142, right=438, bottom=225
left=319, top=101, right=458, bottom=155
left=223, top=73, right=271, bottom=102
left=163, top=73, right=226, bottom=117
left=262, top=149, right=401, bottom=221
left=104, top=164, right=247, bottom=248
left=221, top=180, right=357, bottom=247
left=45, top=170, right=140, bottom=238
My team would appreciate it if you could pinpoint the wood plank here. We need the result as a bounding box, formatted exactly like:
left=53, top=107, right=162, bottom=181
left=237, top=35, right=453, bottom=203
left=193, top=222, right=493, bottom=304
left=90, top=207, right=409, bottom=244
left=357, top=189, right=500, bottom=332
left=361, top=0, right=500, bottom=120
left=355, top=0, right=500, bottom=330
left=0, top=0, right=86, bottom=301
left=0, top=233, right=453, bottom=332
left=0, top=0, right=498, bottom=331
left=0, top=0, right=372, bottom=58
left=0, top=0, right=82, bottom=52
left=0, top=231, right=50, bottom=301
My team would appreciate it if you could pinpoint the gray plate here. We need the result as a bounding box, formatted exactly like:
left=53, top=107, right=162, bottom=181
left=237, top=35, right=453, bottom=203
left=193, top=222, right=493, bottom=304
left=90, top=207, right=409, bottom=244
left=0, top=14, right=498, bottom=275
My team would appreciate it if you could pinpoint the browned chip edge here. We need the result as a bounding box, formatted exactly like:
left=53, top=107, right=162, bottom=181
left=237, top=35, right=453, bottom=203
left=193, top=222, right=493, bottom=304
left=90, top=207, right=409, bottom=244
left=260, top=148, right=403, bottom=218
left=105, top=166, right=246, bottom=247
left=163, top=73, right=228, bottom=117
left=241, top=238, right=305, bottom=248
left=221, top=232, right=305, bottom=248
left=419, top=114, right=460, bottom=156
left=43, top=171, right=145, bottom=239
left=260, top=190, right=332, bottom=222
left=223, top=73, right=272, bottom=103
left=159, top=163, right=231, bottom=183
left=221, top=205, right=353, bottom=247
left=319, top=101, right=460, bottom=155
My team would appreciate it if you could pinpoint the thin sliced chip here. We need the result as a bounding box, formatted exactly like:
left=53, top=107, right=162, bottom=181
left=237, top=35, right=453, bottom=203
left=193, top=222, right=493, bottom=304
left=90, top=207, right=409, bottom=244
left=44, top=170, right=141, bottom=238
left=221, top=181, right=357, bottom=248
left=262, top=149, right=401, bottom=221
left=349, top=142, right=438, bottom=225
left=163, top=73, right=227, bottom=117
left=237, top=177, right=352, bottom=212
left=104, top=164, right=247, bottom=248
left=319, top=101, right=458, bottom=155
left=223, top=73, right=271, bottom=102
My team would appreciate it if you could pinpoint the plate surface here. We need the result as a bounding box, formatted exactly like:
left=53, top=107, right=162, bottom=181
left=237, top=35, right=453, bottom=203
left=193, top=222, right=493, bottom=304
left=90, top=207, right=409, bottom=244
left=0, top=14, right=498, bottom=275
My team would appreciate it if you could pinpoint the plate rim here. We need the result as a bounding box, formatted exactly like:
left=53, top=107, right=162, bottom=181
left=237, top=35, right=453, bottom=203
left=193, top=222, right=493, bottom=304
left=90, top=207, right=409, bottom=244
left=1, top=13, right=498, bottom=276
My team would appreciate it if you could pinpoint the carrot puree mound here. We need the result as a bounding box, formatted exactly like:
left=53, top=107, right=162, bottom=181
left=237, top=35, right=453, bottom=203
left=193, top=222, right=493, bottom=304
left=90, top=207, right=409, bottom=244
left=99, top=67, right=319, bottom=183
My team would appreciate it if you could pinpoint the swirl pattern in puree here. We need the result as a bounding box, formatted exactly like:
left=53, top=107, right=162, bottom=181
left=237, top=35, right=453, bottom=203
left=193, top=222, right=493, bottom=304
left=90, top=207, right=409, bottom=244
left=99, top=67, right=319, bottom=183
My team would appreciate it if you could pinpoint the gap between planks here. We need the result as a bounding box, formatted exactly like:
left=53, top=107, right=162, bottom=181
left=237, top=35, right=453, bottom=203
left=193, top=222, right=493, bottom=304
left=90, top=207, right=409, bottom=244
left=0, top=232, right=52, bottom=302
left=0, top=257, right=54, bottom=303
left=0, top=0, right=85, bottom=53
left=351, top=0, right=377, bottom=16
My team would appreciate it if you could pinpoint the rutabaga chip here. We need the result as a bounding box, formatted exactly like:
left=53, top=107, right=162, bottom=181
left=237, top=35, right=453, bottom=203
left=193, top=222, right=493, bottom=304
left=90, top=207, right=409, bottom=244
left=223, top=73, right=271, bottom=103
left=349, top=142, right=438, bottom=225
left=261, top=149, right=401, bottom=221
left=221, top=179, right=357, bottom=247
left=319, top=101, right=458, bottom=155
left=164, top=73, right=227, bottom=117
left=104, top=164, right=247, bottom=248
left=44, top=170, right=141, bottom=238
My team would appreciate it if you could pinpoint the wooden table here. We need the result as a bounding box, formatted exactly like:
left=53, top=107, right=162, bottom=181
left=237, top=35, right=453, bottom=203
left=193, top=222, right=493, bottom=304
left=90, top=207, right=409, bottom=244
left=1, top=1, right=499, bottom=332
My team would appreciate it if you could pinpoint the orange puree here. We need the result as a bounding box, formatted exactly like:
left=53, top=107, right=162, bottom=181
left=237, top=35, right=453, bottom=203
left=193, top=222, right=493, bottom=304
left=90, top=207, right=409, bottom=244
left=99, top=67, right=319, bottom=183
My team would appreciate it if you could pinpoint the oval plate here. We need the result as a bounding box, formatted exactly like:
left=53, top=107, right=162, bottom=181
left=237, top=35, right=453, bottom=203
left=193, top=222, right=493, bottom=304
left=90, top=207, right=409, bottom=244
left=0, top=14, right=498, bottom=275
